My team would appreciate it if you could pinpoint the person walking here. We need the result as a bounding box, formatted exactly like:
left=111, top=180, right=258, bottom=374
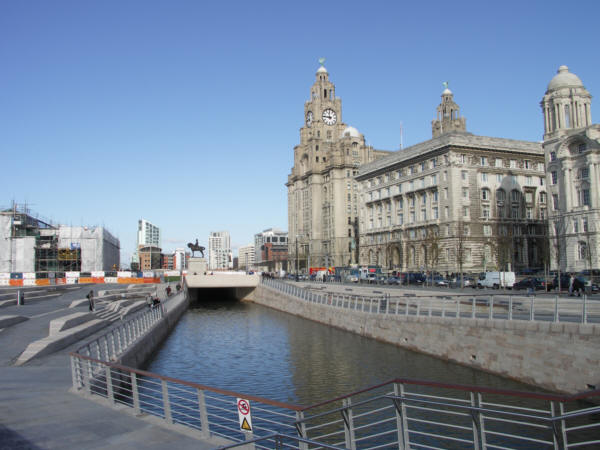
left=86, top=290, right=95, bottom=312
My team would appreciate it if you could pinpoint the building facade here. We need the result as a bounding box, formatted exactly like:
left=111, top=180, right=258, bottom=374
left=208, top=231, right=232, bottom=270
left=138, top=245, right=162, bottom=270
left=238, top=244, right=255, bottom=271
left=542, top=66, right=600, bottom=274
left=286, top=64, right=390, bottom=272
left=137, top=219, right=160, bottom=248
left=0, top=204, right=120, bottom=273
left=356, top=88, right=547, bottom=274
left=254, top=228, right=288, bottom=273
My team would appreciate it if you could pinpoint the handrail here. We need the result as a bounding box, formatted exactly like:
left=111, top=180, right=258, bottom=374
left=216, top=432, right=345, bottom=449
left=70, top=352, right=304, bottom=411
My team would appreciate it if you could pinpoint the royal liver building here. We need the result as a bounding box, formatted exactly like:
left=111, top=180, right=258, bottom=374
left=286, top=64, right=389, bottom=271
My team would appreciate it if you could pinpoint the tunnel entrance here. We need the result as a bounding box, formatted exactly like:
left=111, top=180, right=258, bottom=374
left=188, top=287, right=254, bottom=303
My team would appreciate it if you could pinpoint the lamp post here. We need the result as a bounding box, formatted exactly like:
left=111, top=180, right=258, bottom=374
left=295, top=235, right=300, bottom=281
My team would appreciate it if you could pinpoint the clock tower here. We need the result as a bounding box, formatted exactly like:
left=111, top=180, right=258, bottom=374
left=287, top=62, right=390, bottom=273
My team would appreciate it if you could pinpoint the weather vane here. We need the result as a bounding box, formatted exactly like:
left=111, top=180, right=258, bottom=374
left=442, top=81, right=449, bottom=89
left=319, top=57, right=326, bottom=66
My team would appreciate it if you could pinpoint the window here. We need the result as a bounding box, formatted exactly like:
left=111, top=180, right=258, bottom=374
left=526, top=207, right=533, bottom=219
left=481, top=156, right=487, bottom=166
left=526, top=176, right=532, bottom=185
left=540, top=192, right=547, bottom=203
left=551, top=171, right=557, bottom=184
left=444, top=188, right=448, bottom=199
left=579, top=242, right=587, bottom=260
left=433, top=190, right=438, bottom=202
left=524, top=160, right=531, bottom=169
left=583, top=218, right=588, bottom=232
left=495, top=158, right=503, bottom=168
left=483, top=225, right=492, bottom=236
left=398, top=183, right=403, bottom=193
left=482, top=205, right=490, bottom=218
left=579, top=167, right=589, bottom=179
left=574, top=220, right=579, bottom=233
left=481, top=188, right=490, bottom=200
left=463, top=225, right=470, bottom=236
left=552, top=194, right=559, bottom=210
left=583, top=189, right=590, bottom=206
left=410, top=196, right=415, bottom=207
left=496, top=174, right=502, bottom=183
left=433, top=207, right=438, bottom=219
left=511, top=190, right=520, bottom=202
left=481, top=172, right=488, bottom=182
left=510, top=159, right=516, bottom=168
left=398, top=212, right=403, bottom=225
left=445, top=206, right=449, bottom=218
left=540, top=177, right=545, bottom=186
left=420, top=177, right=425, bottom=188
left=578, top=143, right=586, bottom=153
left=550, top=151, right=557, bottom=161
left=432, top=158, right=437, bottom=168
left=420, top=162, right=426, bottom=172
left=460, top=154, right=466, bottom=164
left=525, top=192, right=533, bottom=203
left=463, top=187, right=469, bottom=199
left=511, top=206, right=519, bottom=218
left=431, top=174, right=437, bottom=185
left=461, top=170, right=468, bottom=181
left=410, top=166, right=415, bottom=175
left=422, top=208, right=427, bottom=221
left=410, top=211, right=415, bottom=223
left=540, top=208, right=546, bottom=219
left=463, top=206, right=469, bottom=218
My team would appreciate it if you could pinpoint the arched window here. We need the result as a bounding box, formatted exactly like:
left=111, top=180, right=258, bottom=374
left=579, top=242, right=587, bottom=260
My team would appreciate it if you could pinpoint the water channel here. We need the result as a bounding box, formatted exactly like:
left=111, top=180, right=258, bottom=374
left=144, top=299, right=542, bottom=406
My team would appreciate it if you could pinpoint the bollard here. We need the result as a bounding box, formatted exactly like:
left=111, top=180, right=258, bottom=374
left=17, top=290, right=24, bottom=305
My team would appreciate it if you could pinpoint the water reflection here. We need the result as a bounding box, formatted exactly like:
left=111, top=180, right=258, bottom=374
left=144, top=300, right=541, bottom=406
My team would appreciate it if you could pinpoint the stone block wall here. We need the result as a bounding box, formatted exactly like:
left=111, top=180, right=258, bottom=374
left=249, top=284, right=600, bottom=394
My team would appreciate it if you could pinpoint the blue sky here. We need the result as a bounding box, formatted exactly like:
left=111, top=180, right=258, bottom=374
left=1, top=0, right=598, bottom=265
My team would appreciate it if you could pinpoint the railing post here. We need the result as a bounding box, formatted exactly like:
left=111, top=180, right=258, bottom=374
left=550, top=401, right=566, bottom=449
left=489, top=296, right=494, bottom=320
left=392, top=383, right=410, bottom=448
left=295, top=411, right=308, bottom=450
left=197, top=389, right=211, bottom=439
left=582, top=294, right=587, bottom=324
left=416, top=298, right=421, bottom=316
left=103, top=336, right=110, bottom=360
left=385, top=294, right=389, bottom=314
left=441, top=298, right=446, bottom=318
left=70, top=355, right=80, bottom=390
left=471, top=297, right=475, bottom=319
left=131, top=372, right=141, bottom=415
left=508, top=296, right=513, bottom=320
left=105, top=365, right=114, bottom=405
left=529, top=296, right=535, bottom=321
left=554, top=295, right=559, bottom=322
left=162, top=380, right=172, bottom=424
left=469, top=392, right=485, bottom=450
left=342, top=398, right=356, bottom=450
left=456, top=297, right=460, bottom=318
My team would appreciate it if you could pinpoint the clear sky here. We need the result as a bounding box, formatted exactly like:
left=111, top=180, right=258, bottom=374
left=1, top=0, right=598, bottom=265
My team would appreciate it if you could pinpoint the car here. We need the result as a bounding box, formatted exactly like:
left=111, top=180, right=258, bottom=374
left=449, top=276, right=474, bottom=288
left=425, top=275, right=448, bottom=287
left=386, top=276, right=401, bottom=285
left=347, top=275, right=359, bottom=283
left=513, top=277, right=546, bottom=291
left=400, top=272, right=425, bottom=285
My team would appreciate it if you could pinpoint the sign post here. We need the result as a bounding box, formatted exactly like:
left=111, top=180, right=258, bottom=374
left=237, top=398, right=253, bottom=433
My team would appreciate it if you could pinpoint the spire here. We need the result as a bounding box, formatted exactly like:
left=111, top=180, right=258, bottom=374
left=432, top=83, right=466, bottom=138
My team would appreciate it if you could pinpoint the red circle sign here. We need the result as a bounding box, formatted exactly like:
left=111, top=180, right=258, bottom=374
left=237, top=399, right=250, bottom=415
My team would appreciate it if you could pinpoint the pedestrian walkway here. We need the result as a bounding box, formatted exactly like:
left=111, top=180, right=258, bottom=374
left=0, top=284, right=221, bottom=449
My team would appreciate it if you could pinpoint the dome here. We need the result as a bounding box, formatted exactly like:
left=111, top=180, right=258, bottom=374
left=317, top=65, right=328, bottom=74
left=442, top=88, right=452, bottom=95
left=547, top=65, right=584, bottom=91
left=342, top=126, right=361, bottom=138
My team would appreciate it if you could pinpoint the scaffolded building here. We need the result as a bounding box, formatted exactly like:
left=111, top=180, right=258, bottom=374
left=0, top=204, right=120, bottom=274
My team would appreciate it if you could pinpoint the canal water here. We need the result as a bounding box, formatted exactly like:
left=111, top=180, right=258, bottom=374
left=143, top=299, right=542, bottom=406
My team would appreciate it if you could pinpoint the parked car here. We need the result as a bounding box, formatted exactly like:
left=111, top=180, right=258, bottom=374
left=386, top=276, right=401, bottom=285
left=513, top=277, right=546, bottom=291
left=360, top=273, right=377, bottom=284
left=426, top=275, right=448, bottom=287
left=347, top=274, right=359, bottom=283
left=401, top=272, right=425, bottom=285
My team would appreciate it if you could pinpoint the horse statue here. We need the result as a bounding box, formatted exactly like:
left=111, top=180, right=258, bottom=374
left=187, top=239, right=205, bottom=258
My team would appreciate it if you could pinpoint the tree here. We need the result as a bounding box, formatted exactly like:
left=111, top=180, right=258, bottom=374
left=424, top=226, right=440, bottom=284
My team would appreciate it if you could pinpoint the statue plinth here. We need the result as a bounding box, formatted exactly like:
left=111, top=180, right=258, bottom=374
left=188, top=258, right=207, bottom=275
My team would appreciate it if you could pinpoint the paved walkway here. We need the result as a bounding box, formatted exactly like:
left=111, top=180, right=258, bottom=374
left=0, top=284, right=220, bottom=449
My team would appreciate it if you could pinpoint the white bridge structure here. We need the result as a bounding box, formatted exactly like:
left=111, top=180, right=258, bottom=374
left=184, top=258, right=259, bottom=301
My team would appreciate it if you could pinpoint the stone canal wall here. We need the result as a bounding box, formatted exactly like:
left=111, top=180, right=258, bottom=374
left=249, top=284, right=600, bottom=394
left=118, top=290, right=189, bottom=368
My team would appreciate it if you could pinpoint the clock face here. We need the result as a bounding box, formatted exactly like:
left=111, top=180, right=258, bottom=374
left=322, top=108, right=337, bottom=125
left=306, top=111, right=313, bottom=127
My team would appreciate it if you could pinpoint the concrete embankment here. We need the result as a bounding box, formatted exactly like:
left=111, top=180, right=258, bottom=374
left=249, top=284, right=600, bottom=394
left=116, top=290, right=190, bottom=368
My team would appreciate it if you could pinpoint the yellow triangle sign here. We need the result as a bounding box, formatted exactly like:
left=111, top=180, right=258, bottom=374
left=241, top=417, right=252, bottom=431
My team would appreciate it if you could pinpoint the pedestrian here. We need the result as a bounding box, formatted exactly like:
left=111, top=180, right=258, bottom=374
left=86, top=290, right=95, bottom=311
left=569, top=274, right=575, bottom=296
left=527, top=278, right=534, bottom=297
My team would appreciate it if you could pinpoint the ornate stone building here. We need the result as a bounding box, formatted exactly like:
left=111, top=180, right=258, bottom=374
left=286, top=64, right=389, bottom=271
left=356, top=88, right=548, bottom=274
left=542, top=66, right=600, bottom=274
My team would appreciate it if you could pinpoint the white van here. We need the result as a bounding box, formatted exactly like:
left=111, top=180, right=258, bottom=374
left=477, top=272, right=515, bottom=289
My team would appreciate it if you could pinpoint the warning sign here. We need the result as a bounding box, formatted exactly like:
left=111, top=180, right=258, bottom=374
left=237, top=398, right=253, bottom=432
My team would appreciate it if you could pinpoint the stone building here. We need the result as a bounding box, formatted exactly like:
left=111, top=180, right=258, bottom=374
left=286, top=64, right=390, bottom=271
left=356, top=88, right=547, bottom=275
left=542, top=66, right=600, bottom=274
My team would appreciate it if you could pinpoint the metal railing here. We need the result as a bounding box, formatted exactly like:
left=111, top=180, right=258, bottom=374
left=262, top=278, right=600, bottom=324
left=69, top=283, right=600, bottom=448
left=70, top=350, right=600, bottom=449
